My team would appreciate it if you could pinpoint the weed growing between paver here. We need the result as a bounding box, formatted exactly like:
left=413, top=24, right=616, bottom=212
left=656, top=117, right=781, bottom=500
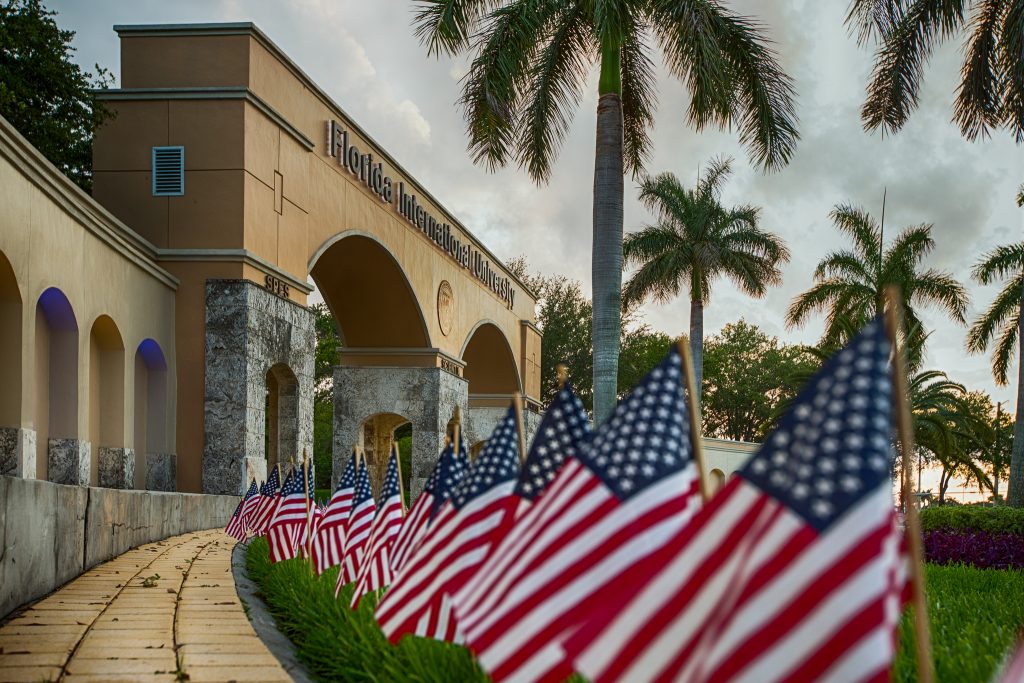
left=247, top=538, right=1024, bottom=682
left=246, top=537, right=488, bottom=682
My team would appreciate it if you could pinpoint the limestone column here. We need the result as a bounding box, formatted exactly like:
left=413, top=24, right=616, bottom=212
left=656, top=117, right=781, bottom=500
left=0, top=428, right=36, bottom=478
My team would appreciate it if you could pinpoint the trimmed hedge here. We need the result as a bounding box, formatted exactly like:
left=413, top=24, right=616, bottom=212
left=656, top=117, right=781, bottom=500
left=246, top=539, right=1024, bottom=682
left=920, top=506, right=1024, bottom=535
left=924, top=530, right=1024, bottom=570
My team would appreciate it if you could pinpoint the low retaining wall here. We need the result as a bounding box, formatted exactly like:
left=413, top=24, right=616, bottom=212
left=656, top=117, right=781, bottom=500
left=0, top=476, right=238, bottom=618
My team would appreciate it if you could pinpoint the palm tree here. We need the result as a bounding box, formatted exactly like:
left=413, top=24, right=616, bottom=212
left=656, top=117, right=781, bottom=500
left=845, top=0, right=1024, bottom=142
left=621, top=157, right=789, bottom=409
left=787, top=203, right=968, bottom=367
left=413, top=1, right=799, bottom=423
left=967, top=240, right=1024, bottom=506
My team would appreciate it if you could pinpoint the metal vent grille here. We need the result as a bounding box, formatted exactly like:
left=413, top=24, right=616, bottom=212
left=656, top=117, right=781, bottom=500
left=152, top=146, right=184, bottom=196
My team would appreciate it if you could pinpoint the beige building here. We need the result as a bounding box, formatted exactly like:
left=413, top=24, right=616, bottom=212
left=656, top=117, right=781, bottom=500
left=0, top=22, right=543, bottom=496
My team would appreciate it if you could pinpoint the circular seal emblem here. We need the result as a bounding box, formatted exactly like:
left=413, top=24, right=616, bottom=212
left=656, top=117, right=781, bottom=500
left=437, top=281, right=455, bottom=337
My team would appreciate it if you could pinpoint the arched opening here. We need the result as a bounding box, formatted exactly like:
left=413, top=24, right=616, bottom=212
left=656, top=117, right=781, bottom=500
left=461, top=322, right=521, bottom=396
left=34, top=287, right=79, bottom=480
left=0, top=251, right=21, bottom=431
left=266, top=363, right=299, bottom=470
left=134, top=339, right=168, bottom=488
left=310, top=234, right=430, bottom=349
left=359, top=412, right=412, bottom=497
left=709, top=468, right=726, bottom=495
left=90, top=315, right=126, bottom=485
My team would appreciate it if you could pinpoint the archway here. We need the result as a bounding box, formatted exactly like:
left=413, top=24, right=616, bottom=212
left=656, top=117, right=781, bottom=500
left=134, top=339, right=169, bottom=489
left=309, top=234, right=430, bottom=349
left=265, top=363, right=299, bottom=471
left=461, top=321, right=521, bottom=396
left=0, top=251, right=22, bottom=476
left=34, top=287, right=79, bottom=482
left=709, top=468, right=726, bottom=495
left=90, top=315, right=126, bottom=487
left=359, top=412, right=412, bottom=497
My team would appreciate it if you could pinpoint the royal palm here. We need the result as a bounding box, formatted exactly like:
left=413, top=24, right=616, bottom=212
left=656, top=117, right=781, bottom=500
left=412, top=0, right=798, bottom=422
left=787, top=203, right=968, bottom=367
left=621, top=157, right=789, bottom=408
left=967, top=238, right=1024, bottom=506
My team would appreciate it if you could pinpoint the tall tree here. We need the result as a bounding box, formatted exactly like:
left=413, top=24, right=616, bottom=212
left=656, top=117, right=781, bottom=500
left=0, top=0, right=111, bottom=191
left=413, top=0, right=798, bottom=423
left=846, top=0, right=1024, bottom=142
left=621, top=157, right=789, bottom=408
left=311, top=303, right=341, bottom=488
left=967, top=238, right=1023, bottom=506
left=787, top=203, right=968, bottom=368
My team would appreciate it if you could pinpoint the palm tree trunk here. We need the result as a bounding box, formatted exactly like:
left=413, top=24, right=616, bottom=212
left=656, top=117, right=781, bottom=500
left=591, top=44, right=624, bottom=425
left=1008, top=298, right=1024, bottom=507
left=689, top=298, right=704, bottom=414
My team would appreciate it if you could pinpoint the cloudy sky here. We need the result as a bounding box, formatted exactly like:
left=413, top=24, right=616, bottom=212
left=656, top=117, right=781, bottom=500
left=53, top=0, right=1021, bottom=414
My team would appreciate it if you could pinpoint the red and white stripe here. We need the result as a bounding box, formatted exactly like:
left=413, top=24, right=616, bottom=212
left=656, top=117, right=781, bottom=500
left=453, top=459, right=701, bottom=682
left=239, top=492, right=263, bottom=537
left=377, top=481, right=520, bottom=643
left=267, top=493, right=312, bottom=563
left=1001, top=637, right=1024, bottom=683
left=224, top=502, right=247, bottom=540
left=337, top=492, right=376, bottom=590
left=351, top=490, right=405, bottom=607
left=248, top=492, right=280, bottom=536
left=312, top=486, right=353, bottom=574
left=567, top=478, right=906, bottom=683
left=389, top=490, right=434, bottom=573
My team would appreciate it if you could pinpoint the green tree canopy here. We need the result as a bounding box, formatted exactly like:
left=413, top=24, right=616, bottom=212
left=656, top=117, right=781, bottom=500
left=0, top=0, right=111, bottom=191
left=311, top=303, right=341, bottom=488
left=701, top=320, right=814, bottom=442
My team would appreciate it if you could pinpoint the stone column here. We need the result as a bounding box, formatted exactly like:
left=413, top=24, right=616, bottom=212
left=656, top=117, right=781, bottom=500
left=333, top=365, right=467, bottom=499
left=48, top=438, right=90, bottom=486
left=0, top=427, right=36, bottom=478
left=145, top=452, right=176, bottom=491
left=203, top=280, right=315, bottom=495
left=98, top=447, right=135, bottom=488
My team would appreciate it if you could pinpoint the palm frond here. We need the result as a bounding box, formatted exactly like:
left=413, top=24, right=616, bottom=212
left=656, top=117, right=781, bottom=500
left=967, top=271, right=1022, bottom=353
left=845, top=0, right=906, bottom=45
left=971, top=242, right=1024, bottom=284
left=996, top=0, right=1024, bottom=142
left=954, top=0, right=1005, bottom=140
left=991, top=307, right=1020, bottom=385
left=620, top=22, right=657, bottom=177
left=413, top=0, right=501, bottom=56
left=911, top=268, right=969, bottom=323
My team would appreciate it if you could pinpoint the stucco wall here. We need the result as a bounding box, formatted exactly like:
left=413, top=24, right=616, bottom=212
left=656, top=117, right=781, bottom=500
left=0, top=475, right=238, bottom=619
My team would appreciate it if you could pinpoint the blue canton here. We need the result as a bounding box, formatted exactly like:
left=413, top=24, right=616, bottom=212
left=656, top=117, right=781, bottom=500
left=353, top=460, right=374, bottom=507
left=243, top=480, right=258, bottom=500
left=517, top=382, right=593, bottom=501
left=379, top=447, right=401, bottom=503
left=336, top=453, right=358, bottom=491
left=280, top=469, right=303, bottom=496
left=452, top=407, right=521, bottom=510
left=422, top=440, right=468, bottom=519
left=581, top=346, right=692, bottom=500
left=741, top=318, right=893, bottom=532
left=263, top=465, right=281, bottom=496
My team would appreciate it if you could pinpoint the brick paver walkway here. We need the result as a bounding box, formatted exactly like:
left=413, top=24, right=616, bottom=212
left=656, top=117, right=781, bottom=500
left=0, top=530, right=292, bottom=683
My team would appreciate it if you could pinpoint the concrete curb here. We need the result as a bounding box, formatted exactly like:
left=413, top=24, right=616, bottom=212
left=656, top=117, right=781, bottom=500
left=231, top=542, right=316, bottom=683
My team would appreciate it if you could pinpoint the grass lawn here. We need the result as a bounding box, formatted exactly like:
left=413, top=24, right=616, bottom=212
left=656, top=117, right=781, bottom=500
left=245, top=538, right=1024, bottom=682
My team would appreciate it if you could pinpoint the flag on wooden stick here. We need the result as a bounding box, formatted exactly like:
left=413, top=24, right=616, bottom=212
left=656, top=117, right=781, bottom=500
left=224, top=479, right=257, bottom=540
left=267, top=465, right=314, bottom=563
left=351, top=443, right=406, bottom=607
left=337, top=456, right=376, bottom=589
left=248, top=465, right=282, bottom=536
left=312, top=453, right=357, bottom=575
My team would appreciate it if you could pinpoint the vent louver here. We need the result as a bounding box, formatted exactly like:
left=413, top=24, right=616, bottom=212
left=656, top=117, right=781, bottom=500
left=152, top=146, right=184, bottom=196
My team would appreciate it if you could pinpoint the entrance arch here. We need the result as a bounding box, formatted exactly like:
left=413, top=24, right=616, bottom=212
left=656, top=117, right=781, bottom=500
left=35, top=287, right=82, bottom=483
left=359, top=412, right=411, bottom=496
left=0, top=251, right=23, bottom=477
left=265, top=363, right=299, bottom=471
left=461, top=321, right=522, bottom=396
left=90, top=315, right=129, bottom=487
left=135, top=339, right=170, bottom=489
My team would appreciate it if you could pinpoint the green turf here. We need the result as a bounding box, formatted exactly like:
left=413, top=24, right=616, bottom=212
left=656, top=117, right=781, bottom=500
left=246, top=538, right=1024, bottom=682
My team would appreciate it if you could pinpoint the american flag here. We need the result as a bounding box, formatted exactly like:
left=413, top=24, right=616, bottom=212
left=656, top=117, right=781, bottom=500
left=454, top=346, right=701, bottom=682
left=239, top=479, right=264, bottom=536
left=337, top=458, right=376, bottom=589
left=376, top=407, right=521, bottom=642
left=312, top=455, right=357, bottom=575
left=389, top=438, right=468, bottom=574
left=351, top=443, right=406, bottom=607
left=248, top=465, right=282, bottom=536
left=566, top=318, right=909, bottom=683
left=267, top=464, right=314, bottom=563
left=224, top=480, right=256, bottom=541
left=1001, top=637, right=1024, bottom=683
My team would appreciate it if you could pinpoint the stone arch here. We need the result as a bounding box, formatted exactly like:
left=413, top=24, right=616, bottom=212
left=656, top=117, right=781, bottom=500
left=309, top=232, right=430, bottom=349
left=35, top=287, right=81, bottom=483
left=0, top=250, right=25, bottom=477
left=359, top=411, right=411, bottom=496
left=90, top=315, right=128, bottom=487
left=135, top=339, right=171, bottom=490
left=460, top=320, right=522, bottom=395
left=265, top=362, right=300, bottom=472
left=709, top=468, right=726, bottom=495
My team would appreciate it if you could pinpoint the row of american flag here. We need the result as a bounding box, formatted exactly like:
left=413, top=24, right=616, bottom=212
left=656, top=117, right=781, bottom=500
left=223, top=317, right=1024, bottom=683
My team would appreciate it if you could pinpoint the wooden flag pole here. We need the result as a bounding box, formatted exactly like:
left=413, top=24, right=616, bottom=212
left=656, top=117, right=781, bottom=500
left=556, top=364, right=568, bottom=391
left=452, top=406, right=462, bottom=459
left=883, top=286, right=934, bottom=683
left=392, top=439, right=407, bottom=514
left=512, top=392, right=527, bottom=464
left=678, top=337, right=711, bottom=503
left=302, top=448, right=315, bottom=573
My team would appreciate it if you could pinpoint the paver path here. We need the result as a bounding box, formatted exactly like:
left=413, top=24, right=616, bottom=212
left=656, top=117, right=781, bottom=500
left=0, top=529, right=292, bottom=683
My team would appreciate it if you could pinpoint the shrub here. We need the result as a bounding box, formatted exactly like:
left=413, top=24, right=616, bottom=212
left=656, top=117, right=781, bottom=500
left=920, top=506, right=1024, bottom=535
left=924, top=530, right=1024, bottom=570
